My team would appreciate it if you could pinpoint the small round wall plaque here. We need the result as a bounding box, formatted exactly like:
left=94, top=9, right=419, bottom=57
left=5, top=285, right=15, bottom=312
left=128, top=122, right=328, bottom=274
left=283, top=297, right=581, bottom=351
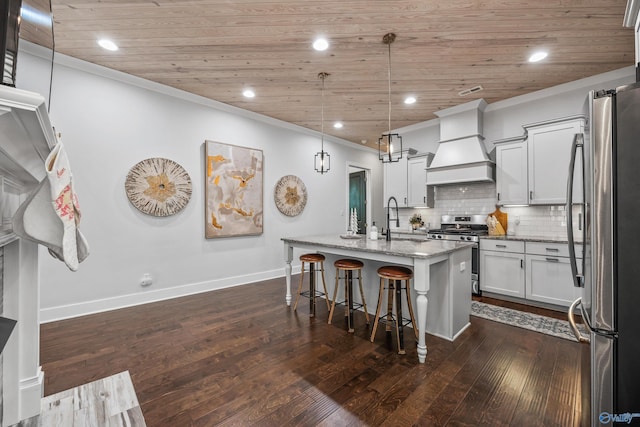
left=125, top=157, right=192, bottom=217
left=274, top=175, right=307, bottom=217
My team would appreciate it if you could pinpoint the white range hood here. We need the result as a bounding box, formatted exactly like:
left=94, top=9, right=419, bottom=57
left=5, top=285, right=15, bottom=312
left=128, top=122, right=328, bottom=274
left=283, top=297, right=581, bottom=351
left=427, top=99, right=495, bottom=185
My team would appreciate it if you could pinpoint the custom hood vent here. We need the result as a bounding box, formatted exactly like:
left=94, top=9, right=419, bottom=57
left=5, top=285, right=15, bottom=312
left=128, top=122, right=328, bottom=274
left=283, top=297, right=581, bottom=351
left=427, top=99, right=495, bottom=185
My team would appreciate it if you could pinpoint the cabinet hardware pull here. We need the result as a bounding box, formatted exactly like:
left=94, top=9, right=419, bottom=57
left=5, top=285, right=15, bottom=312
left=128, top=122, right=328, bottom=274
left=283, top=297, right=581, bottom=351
left=578, top=212, right=582, bottom=231
left=530, top=190, right=533, bottom=200
left=404, top=197, right=407, bottom=205
left=496, top=244, right=507, bottom=248
left=545, top=248, right=559, bottom=252
left=424, top=196, right=426, bottom=203
left=521, top=259, right=524, bottom=268
left=497, top=192, right=500, bottom=201
left=545, top=257, right=560, bottom=262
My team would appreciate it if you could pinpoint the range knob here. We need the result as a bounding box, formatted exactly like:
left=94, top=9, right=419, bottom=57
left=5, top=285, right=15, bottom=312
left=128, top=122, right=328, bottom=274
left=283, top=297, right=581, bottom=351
left=459, top=236, right=465, bottom=241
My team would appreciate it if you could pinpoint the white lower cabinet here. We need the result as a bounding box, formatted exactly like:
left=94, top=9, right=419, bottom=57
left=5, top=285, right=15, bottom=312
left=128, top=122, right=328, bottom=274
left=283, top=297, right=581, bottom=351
left=480, top=239, right=580, bottom=307
left=525, top=242, right=581, bottom=307
left=480, top=240, right=525, bottom=298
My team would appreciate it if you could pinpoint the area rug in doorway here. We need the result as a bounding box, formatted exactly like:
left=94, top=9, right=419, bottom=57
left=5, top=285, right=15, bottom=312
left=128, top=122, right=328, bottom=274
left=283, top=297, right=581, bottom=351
left=471, top=301, right=589, bottom=343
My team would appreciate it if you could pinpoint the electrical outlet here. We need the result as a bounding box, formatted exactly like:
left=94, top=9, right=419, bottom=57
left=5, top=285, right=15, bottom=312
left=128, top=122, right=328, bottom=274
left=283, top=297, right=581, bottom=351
left=140, top=273, right=153, bottom=287
left=460, top=261, right=466, bottom=272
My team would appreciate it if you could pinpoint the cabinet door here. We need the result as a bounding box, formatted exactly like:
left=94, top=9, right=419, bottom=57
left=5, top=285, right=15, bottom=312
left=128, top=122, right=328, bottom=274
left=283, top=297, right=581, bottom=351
left=496, top=140, right=528, bottom=205
left=407, top=157, right=426, bottom=207
left=480, top=250, right=525, bottom=297
left=407, top=157, right=434, bottom=208
left=525, top=255, right=581, bottom=307
left=527, top=119, right=584, bottom=205
left=383, top=157, right=408, bottom=207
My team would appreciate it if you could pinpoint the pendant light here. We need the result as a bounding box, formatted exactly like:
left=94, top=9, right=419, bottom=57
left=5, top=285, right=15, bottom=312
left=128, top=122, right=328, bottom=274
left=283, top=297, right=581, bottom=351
left=378, top=33, right=403, bottom=163
left=314, top=72, right=331, bottom=174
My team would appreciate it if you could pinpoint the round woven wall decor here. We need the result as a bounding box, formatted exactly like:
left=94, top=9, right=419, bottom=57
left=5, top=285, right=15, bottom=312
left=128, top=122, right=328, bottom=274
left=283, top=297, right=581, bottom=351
left=274, top=175, right=307, bottom=217
left=125, top=157, right=192, bottom=217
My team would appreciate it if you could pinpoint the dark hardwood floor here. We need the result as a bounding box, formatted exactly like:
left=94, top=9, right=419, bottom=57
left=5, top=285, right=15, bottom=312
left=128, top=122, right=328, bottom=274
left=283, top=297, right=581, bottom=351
left=40, top=277, right=585, bottom=426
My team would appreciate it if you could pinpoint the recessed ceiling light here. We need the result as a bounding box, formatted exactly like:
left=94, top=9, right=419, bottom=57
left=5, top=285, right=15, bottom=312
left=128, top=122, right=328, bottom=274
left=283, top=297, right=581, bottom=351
left=404, top=96, right=416, bottom=105
left=529, top=51, right=548, bottom=63
left=313, top=38, right=329, bottom=51
left=243, top=89, right=255, bottom=98
left=333, top=122, right=343, bottom=129
left=97, top=39, right=118, bottom=51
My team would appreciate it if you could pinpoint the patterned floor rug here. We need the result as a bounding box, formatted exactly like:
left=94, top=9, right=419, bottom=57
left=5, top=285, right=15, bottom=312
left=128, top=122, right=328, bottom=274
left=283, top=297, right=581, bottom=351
left=471, top=301, right=589, bottom=343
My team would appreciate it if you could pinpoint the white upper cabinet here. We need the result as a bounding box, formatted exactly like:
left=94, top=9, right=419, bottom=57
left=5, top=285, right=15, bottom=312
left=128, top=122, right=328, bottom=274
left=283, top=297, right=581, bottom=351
left=407, top=153, right=435, bottom=208
left=495, top=136, right=528, bottom=205
left=525, top=117, right=584, bottom=205
left=383, top=149, right=434, bottom=208
left=494, top=117, right=585, bottom=206
left=383, top=156, right=409, bottom=207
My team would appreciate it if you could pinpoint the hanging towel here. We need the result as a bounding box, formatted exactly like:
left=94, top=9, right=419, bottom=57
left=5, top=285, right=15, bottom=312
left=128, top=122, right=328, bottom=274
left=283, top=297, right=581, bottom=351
left=12, top=141, right=89, bottom=271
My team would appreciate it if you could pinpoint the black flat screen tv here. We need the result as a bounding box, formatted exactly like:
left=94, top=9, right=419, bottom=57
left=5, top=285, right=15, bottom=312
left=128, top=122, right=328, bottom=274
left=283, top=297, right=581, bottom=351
left=1, top=0, right=23, bottom=87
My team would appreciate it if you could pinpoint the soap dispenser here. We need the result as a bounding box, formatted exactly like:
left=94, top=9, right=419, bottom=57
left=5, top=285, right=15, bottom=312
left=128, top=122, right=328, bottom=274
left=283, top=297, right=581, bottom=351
left=369, top=222, right=378, bottom=240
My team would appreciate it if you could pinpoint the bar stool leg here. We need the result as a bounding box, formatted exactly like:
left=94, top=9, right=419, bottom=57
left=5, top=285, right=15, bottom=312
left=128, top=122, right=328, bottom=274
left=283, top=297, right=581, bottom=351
left=319, top=261, right=330, bottom=311
left=395, top=279, right=406, bottom=355
left=357, top=270, right=370, bottom=324
left=405, top=279, right=419, bottom=340
left=347, top=270, right=354, bottom=333
left=293, top=261, right=306, bottom=311
left=309, top=262, right=316, bottom=317
left=370, top=277, right=385, bottom=342
left=328, top=271, right=340, bottom=324
left=385, top=281, right=394, bottom=333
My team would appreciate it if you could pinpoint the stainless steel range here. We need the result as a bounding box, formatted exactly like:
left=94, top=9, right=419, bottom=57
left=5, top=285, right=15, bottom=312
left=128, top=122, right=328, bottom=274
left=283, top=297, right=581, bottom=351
left=428, top=215, right=488, bottom=295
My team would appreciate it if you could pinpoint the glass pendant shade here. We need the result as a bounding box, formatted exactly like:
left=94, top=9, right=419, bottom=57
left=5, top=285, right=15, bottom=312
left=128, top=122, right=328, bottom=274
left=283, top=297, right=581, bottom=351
left=378, top=133, right=403, bottom=163
left=314, top=150, right=330, bottom=174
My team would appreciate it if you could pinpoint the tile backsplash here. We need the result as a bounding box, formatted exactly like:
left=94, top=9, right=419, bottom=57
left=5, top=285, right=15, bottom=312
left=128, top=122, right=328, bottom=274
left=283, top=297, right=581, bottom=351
left=390, top=181, right=578, bottom=239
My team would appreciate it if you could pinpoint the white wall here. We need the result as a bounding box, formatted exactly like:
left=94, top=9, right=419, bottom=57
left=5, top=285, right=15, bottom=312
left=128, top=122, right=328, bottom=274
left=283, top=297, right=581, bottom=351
left=16, top=44, right=384, bottom=321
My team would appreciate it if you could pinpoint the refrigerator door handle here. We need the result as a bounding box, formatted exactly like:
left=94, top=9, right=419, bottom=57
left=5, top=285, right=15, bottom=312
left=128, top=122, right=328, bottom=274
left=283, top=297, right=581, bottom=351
left=566, top=133, right=585, bottom=288
left=568, top=298, right=590, bottom=343
left=577, top=297, right=619, bottom=339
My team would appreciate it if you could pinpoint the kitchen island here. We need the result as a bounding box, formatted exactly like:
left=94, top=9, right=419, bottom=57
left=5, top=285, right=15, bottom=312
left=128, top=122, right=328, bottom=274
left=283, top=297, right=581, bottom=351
left=282, top=234, right=473, bottom=363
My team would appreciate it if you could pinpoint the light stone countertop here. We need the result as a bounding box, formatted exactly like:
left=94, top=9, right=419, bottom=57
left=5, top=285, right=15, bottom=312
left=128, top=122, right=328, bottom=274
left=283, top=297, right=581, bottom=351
left=282, top=234, right=473, bottom=259
left=390, top=230, right=574, bottom=244
left=481, top=234, right=571, bottom=244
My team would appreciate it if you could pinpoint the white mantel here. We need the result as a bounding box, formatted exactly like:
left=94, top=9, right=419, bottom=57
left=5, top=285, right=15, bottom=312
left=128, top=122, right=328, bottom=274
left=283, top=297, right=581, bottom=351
left=0, top=84, right=55, bottom=426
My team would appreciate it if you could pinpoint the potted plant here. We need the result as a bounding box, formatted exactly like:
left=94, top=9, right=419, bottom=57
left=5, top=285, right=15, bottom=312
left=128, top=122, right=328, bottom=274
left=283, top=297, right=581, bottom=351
left=409, top=213, right=424, bottom=230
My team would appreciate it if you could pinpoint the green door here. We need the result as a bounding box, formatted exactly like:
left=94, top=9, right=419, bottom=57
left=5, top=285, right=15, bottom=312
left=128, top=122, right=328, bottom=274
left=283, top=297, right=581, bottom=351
left=349, top=170, right=367, bottom=234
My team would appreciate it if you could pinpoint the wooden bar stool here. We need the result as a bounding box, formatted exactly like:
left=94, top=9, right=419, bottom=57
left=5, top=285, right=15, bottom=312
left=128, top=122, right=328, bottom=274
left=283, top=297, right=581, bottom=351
left=328, top=259, right=370, bottom=333
left=293, top=253, right=330, bottom=317
left=370, top=265, right=418, bottom=354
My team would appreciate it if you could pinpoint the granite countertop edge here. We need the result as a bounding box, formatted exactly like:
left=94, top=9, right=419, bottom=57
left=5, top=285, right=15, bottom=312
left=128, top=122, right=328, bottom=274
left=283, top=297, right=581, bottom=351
left=282, top=235, right=474, bottom=259
left=392, top=230, right=573, bottom=245
left=481, top=234, right=570, bottom=244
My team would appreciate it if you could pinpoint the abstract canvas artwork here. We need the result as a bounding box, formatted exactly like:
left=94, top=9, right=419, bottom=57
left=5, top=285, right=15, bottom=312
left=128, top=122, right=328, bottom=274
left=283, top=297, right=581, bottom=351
left=204, top=141, right=263, bottom=238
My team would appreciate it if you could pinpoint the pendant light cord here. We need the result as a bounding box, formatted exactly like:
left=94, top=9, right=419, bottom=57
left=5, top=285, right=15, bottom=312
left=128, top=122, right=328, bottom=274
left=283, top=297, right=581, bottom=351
left=321, top=73, right=325, bottom=151
left=387, top=38, right=392, bottom=135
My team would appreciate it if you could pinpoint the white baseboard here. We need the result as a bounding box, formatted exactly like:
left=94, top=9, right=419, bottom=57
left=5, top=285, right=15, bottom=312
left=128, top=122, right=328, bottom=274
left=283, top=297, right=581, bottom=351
left=14, top=368, right=44, bottom=426
left=40, top=266, right=301, bottom=323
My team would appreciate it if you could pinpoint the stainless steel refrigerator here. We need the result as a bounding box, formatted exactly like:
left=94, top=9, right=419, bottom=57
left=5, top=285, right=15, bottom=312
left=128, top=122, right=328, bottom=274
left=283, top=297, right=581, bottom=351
left=567, top=83, right=640, bottom=426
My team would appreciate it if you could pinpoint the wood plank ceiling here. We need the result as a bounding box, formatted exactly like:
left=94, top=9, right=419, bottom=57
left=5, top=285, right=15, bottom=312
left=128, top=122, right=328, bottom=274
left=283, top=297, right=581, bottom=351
left=39, top=0, right=636, bottom=148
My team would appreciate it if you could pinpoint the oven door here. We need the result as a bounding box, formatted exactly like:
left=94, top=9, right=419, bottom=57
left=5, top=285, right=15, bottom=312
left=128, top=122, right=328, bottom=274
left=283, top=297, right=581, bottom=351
left=471, top=243, right=481, bottom=295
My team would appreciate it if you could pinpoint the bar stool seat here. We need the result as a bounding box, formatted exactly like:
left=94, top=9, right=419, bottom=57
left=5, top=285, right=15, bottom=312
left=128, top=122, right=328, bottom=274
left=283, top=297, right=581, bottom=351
left=328, top=259, right=370, bottom=332
left=370, top=265, right=418, bottom=354
left=293, top=253, right=330, bottom=317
